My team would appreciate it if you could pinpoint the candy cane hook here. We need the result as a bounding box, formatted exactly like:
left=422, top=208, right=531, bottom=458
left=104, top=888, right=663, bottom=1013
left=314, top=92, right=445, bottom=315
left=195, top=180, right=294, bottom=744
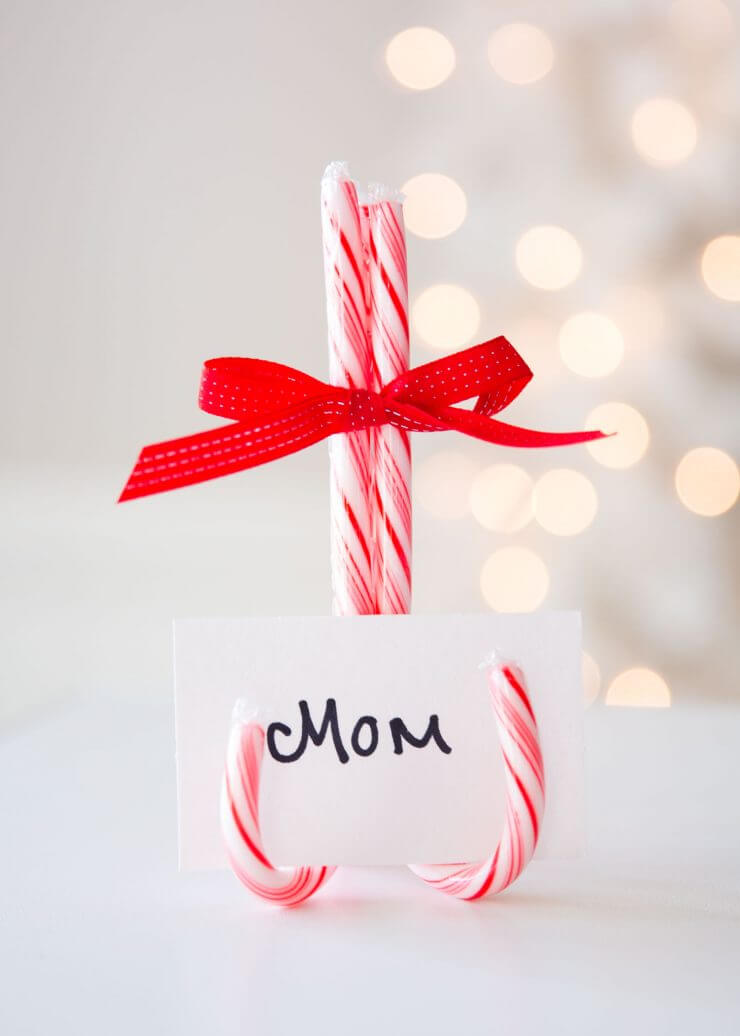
left=221, top=655, right=544, bottom=906
left=220, top=703, right=335, bottom=906
left=408, top=655, right=545, bottom=900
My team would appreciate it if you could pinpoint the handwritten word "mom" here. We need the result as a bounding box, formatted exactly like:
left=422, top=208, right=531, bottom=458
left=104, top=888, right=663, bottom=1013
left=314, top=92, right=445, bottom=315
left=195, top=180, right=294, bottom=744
left=266, top=698, right=452, bottom=764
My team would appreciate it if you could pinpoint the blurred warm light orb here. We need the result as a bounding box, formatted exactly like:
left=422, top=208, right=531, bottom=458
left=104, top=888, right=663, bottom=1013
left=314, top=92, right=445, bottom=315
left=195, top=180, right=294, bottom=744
left=470, top=464, right=534, bottom=532
left=669, top=0, right=734, bottom=49
left=416, top=450, right=478, bottom=519
left=534, top=468, right=598, bottom=536
left=631, top=98, right=697, bottom=167
left=385, top=27, right=456, bottom=90
left=585, top=402, right=649, bottom=468
left=515, top=225, right=583, bottom=291
left=507, top=314, right=557, bottom=352
left=412, top=283, right=480, bottom=350
left=487, top=23, right=554, bottom=85
left=606, top=668, right=671, bottom=708
left=559, top=312, right=624, bottom=377
left=505, top=315, right=560, bottom=383
left=401, top=173, right=467, bottom=239
left=607, top=285, right=665, bottom=348
left=582, top=652, right=601, bottom=706
left=480, top=547, right=549, bottom=612
left=675, top=447, right=739, bottom=516
left=701, top=235, right=740, bottom=301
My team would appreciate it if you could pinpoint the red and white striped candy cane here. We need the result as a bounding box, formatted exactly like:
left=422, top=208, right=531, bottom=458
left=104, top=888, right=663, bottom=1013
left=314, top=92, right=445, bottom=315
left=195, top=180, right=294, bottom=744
left=408, top=655, right=545, bottom=900
left=321, top=162, right=377, bottom=616
left=222, top=165, right=545, bottom=906
left=368, top=184, right=412, bottom=614
left=220, top=654, right=544, bottom=905
left=221, top=704, right=335, bottom=906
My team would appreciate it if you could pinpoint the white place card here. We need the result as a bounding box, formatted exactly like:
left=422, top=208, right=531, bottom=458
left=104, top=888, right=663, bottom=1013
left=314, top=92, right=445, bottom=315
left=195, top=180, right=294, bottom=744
left=174, top=612, right=583, bottom=868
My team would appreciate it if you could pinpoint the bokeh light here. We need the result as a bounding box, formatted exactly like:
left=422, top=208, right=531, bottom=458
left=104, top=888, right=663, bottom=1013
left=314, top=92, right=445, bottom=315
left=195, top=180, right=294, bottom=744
left=416, top=450, right=478, bottom=519
left=385, top=27, right=456, bottom=90
left=606, top=285, right=665, bottom=349
left=480, top=547, right=549, bottom=612
left=585, top=402, right=649, bottom=468
left=582, top=652, right=601, bottom=706
left=559, top=312, right=624, bottom=377
left=506, top=314, right=557, bottom=352
left=515, top=225, right=583, bottom=290
left=412, top=283, right=480, bottom=350
left=487, top=23, right=554, bottom=85
left=631, top=97, right=697, bottom=167
left=606, top=668, right=671, bottom=708
left=505, top=315, right=560, bottom=383
left=401, top=173, right=467, bottom=239
left=669, top=0, right=735, bottom=49
left=675, top=447, right=739, bottom=516
left=534, top=469, right=598, bottom=536
left=701, top=235, right=740, bottom=301
left=470, top=464, right=534, bottom=532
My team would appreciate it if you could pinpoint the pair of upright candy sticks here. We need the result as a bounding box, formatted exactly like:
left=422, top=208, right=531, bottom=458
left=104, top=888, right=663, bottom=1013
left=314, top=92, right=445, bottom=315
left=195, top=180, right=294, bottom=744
left=220, top=164, right=546, bottom=906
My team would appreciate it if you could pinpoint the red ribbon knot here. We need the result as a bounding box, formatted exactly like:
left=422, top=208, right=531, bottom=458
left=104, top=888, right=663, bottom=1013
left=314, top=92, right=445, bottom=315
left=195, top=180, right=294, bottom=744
left=119, top=336, right=605, bottom=502
left=346, top=389, right=390, bottom=430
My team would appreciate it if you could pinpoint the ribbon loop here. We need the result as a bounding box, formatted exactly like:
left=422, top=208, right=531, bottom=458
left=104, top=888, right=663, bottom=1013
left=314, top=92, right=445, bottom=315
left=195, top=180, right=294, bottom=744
left=119, top=337, right=605, bottom=502
left=384, top=337, right=531, bottom=413
left=199, top=358, right=328, bottom=421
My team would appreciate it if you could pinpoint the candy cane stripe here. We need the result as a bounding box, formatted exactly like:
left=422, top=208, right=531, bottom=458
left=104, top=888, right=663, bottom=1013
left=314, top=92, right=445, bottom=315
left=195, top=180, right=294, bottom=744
left=368, top=185, right=411, bottom=616
left=221, top=715, right=335, bottom=907
left=322, top=163, right=376, bottom=616
left=409, top=658, right=545, bottom=901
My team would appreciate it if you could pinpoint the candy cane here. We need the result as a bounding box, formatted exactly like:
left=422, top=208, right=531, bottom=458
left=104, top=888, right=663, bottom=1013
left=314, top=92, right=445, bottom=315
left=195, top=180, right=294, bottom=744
left=321, top=162, right=377, bottom=616
left=408, top=655, right=545, bottom=900
left=222, top=164, right=373, bottom=907
left=220, top=703, right=335, bottom=906
left=368, top=184, right=412, bottom=614
left=221, top=655, right=544, bottom=905
left=222, top=164, right=545, bottom=905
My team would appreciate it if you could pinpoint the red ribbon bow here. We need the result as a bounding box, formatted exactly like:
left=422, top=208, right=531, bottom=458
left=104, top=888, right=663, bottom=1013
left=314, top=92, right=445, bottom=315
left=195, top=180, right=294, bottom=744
left=119, top=337, right=604, bottom=502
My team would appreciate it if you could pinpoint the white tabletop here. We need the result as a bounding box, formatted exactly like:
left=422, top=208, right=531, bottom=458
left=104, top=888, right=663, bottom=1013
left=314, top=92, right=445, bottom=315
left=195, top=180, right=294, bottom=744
left=2, top=700, right=738, bottom=1035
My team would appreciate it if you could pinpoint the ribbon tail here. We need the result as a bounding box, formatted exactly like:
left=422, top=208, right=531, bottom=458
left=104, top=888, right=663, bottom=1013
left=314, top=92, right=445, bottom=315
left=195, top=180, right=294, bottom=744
left=440, top=407, right=609, bottom=450
left=119, top=415, right=334, bottom=502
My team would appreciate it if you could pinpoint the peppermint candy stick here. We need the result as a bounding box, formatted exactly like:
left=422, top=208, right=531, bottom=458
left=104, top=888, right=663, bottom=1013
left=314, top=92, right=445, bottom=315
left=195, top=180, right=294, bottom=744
left=409, top=655, right=545, bottom=900
left=368, top=184, right=412, bottom=614
left=321, top=162, right=377, bottom=615
left=221, top=704, right=335, bottom=906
